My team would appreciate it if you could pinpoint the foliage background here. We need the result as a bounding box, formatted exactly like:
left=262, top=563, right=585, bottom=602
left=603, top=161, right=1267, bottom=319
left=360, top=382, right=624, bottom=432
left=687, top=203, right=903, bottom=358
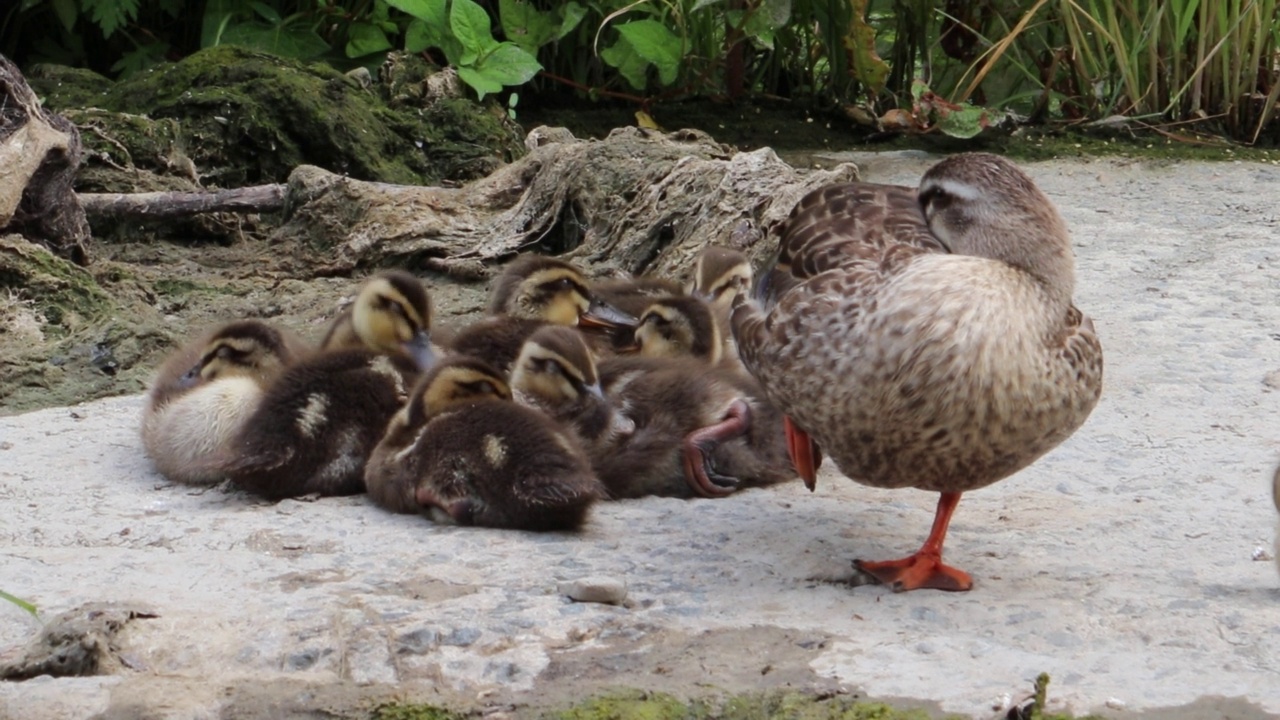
left=2, top=0, right=1278, bottom=143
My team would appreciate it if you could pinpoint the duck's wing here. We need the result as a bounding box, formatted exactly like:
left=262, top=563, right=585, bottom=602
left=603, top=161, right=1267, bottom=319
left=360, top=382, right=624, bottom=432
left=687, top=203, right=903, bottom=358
left=777, top=182, right=946, bottom=280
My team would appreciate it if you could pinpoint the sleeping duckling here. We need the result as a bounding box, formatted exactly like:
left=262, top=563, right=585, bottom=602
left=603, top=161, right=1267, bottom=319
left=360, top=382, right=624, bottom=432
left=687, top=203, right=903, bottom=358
left=448, top=254, right=636, bottom=373
left=593, top=354, right=793, bottom=499
left=320, top=269, right=437, bottom=368
left=216, top=272, right=435, bottom=499
left=141, top=320, right=308, bottom=485
left=687, top=246, right=754, bottom=364
left=509, top=325, right=634, bottom=453
left=633, top=295, right=724, bottom=366
left=364, top=356, right=604, bottom=531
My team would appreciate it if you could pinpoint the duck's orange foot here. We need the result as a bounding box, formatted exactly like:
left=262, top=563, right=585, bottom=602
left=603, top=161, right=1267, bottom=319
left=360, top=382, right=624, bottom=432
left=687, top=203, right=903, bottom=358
left=853, top=553, right=973, bottom=593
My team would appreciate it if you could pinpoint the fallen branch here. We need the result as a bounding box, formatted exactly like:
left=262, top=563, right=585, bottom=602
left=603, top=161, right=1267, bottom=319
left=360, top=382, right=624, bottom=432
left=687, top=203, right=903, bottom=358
left=77, top=185, right=287, bottom=221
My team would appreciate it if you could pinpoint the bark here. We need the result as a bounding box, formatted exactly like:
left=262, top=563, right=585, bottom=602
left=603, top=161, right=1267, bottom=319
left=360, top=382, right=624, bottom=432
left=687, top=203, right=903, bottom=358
left=0, top=53, right=90, bottom=265
left=78, top=185, right=286, bottom=220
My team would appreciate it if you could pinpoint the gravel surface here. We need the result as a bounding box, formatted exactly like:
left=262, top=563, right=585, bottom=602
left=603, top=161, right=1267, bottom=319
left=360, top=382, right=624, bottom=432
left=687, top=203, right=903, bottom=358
left=2, top=152, right=1279, bottom=719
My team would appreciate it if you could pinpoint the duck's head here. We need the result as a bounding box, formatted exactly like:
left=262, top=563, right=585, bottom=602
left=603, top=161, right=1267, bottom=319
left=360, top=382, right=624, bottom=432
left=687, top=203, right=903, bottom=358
left=489, top=255, right=636, bottom=329
left=406, top=356, right=511, bottom=427
left=180, top=320, right=298, bottom=389
left=916, top=153, right=1074, bottom=298
left=351, top=271, right=435, bottom=371
left=688, top=246, right=753, bottom=310
left=511, top=326, right=604, bottom=407
left=634, top=295, right=722, bottom=364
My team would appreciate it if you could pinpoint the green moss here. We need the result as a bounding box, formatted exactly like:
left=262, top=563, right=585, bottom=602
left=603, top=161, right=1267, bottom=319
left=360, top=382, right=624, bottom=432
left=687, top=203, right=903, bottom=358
left=371, top=703, right=465, bottom=720
left=554, top=691, right=704, bottom=720
left=25, top=64, right=115, bottom=109
left=0, top=235, right=113, bottom=332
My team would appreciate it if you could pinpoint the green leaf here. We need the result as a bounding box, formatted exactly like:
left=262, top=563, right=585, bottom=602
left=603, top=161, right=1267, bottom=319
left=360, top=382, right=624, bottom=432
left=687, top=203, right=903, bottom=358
left=499, top=0, right=555, bottom=53
left=249, top=2, right=281, bottom=24
left=743, top=0, right=790, bottom=50
left=451, top=0, right=499, bottom=63
left=0, top=590, right=37, bottom=619
left=51, top=0, right=77, bottom=32
left=842, top=0, right=889, bottom=94
left=600, top=35, right=648, bottom=90
left=456, top=65, right=503, bottom=99
left=385, top=0, right=441, bottom=23
left=82, top=0, right=140, bottom=38
left=691, top=0, right=726, bottom=9
left=472, top=42, right=541, bottom=85
left=220, top=22, right=330, bottom=58
left=615, top=19, right=681, bottom=86
left=936, top=104, right=990, bottom=139
left=555, top=2, right=586, bottom=40
left=345, top=22, right=393, bottom=58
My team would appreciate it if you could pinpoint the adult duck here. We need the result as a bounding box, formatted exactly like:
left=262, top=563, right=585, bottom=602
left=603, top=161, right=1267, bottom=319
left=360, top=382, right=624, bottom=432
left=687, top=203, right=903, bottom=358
left=732, top=153, right=1103, bottom=592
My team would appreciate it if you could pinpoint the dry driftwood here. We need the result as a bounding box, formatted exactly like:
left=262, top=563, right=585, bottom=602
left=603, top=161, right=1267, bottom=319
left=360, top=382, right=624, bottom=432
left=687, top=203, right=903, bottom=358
left=0, top=53, right=90, bottom=265
left=78, top=185, right=286, bottom=220
left=273, top=126, right=861, bottom=279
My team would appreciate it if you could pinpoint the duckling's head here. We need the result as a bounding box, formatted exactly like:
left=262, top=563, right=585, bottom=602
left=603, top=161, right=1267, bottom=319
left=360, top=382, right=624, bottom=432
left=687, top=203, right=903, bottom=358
left=489, top=255, right=636, bottom=329
left=634, top=296, right=723, bottom=364
left=351, top=270, right=435, bottom=370
left=180, top=320, right=297, bottom=389
left=917, top=153, right=1074, bottom=298
left=407, top=356, right=511, bottom=427
left=511, top=326, right=604, bottom=407
left=688, top=246, right=753, bottom=310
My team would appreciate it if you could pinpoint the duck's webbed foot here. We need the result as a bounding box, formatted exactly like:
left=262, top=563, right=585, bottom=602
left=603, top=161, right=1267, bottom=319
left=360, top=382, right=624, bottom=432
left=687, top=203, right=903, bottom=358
left=783, top=415, right=822, bottom=491
left=853, top=553, right=972, bottom=592
left=682, top=399, right=751, bottom=498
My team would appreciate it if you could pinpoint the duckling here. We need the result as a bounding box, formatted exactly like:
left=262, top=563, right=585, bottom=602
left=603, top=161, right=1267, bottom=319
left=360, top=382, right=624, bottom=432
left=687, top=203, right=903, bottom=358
left=686, top=246, right=754, bottom=364
left=593, top=355, right=793, bottom=499
left=732, top=153, right=1103, bottom=591
left=214, top=272, right=435, bottom=499
left=633, top=295, right=724, bottom=366
left=320, top=269, right=437, bottom=370
left=509, top=325, right=634, bottom=453
left=141, top=320, right=308, bottom=485
left=449, top=254, right=636, bottom=373
left=364, top=356, right=604, bottom=531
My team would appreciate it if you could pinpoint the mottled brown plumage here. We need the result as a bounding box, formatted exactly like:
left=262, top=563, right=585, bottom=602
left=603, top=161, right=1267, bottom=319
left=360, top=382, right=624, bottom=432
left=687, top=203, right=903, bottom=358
left=141, top=320, right=308, bottom=486
left=364, top=356, right=603, bottom=531
left=732, top=152, right=1103, bottom=592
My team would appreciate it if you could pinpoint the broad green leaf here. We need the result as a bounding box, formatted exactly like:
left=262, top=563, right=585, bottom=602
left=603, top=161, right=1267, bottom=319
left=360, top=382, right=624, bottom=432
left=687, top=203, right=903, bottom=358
left=201, top=0, right=240, bottom=48
left=499, top=0, right=555, bottom=53
left=385, top=0, right=442, bottom=23
left=221, top=22, right=330, bottom=58
left=456, top=65, right=503, bottom=99
left=249, top=2, right=281, bottom=24
left=615, top=19, right=681, bottom=86
left=51, top=0, right=77, bottom=32
left=936, top=104, right=990, bottom=139
left=555, top=2, right=586, bottom=40
left=600, top=36, right=649, bottom=90
left=451, top=0, right=499, bottom=62
left=842, top=0, right=889, bottom=94
left=473, top=42, right=542, bottom=85
left=743, top=0, right=790, bottom=49
left=345, top=22, right=393, bottom=58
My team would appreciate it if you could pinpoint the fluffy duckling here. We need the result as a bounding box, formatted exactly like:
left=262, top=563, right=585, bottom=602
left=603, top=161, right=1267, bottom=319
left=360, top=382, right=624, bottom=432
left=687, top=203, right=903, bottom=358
left=364, top=356, right=604, bottom=531
left=509, top=326, right=634, bottom=453
left=141, top=320, right=308, bottom=485
left=320, top=269, right=436, bottom=369
left=687, top=246, right=754, bottom=364
left=594, top=355, right=793, bottom=499
left=216, top=272, right=435, bottom=499
left=449, top=254, right=636, bottom=373
left=633, top=295, right=724, bottom=366
left=732, top=153, right=1103, bottom=592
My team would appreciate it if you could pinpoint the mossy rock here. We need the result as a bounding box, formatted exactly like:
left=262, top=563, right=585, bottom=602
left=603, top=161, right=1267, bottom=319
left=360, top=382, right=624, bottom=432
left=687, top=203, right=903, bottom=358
left=0, top=234, right=112, bottom=332
left=32, top=46, right=525, bottom=190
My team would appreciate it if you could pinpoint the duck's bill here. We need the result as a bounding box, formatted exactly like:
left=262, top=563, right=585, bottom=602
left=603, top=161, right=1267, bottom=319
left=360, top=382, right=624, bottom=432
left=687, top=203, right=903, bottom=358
left=402, top=331, right=436, bottom=372
left=579, top=299, right=637, bottom=329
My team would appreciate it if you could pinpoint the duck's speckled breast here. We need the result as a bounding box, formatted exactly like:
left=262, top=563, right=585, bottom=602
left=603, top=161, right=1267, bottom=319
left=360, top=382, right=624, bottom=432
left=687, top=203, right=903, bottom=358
left=743, top=253, right=1102, bottom=493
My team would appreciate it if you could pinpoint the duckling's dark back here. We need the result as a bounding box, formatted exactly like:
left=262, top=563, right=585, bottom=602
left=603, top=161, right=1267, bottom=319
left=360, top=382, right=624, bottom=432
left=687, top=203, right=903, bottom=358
left=221, top=350, right=419, bottom=499
left=448, top=316, right=548, bottom=374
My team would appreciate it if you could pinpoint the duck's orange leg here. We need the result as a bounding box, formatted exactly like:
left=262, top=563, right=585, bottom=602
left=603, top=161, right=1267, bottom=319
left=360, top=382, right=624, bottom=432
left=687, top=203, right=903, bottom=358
left=783, top=415, right=821, bottom=491
left=854, top=491, right=973, bottom=592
